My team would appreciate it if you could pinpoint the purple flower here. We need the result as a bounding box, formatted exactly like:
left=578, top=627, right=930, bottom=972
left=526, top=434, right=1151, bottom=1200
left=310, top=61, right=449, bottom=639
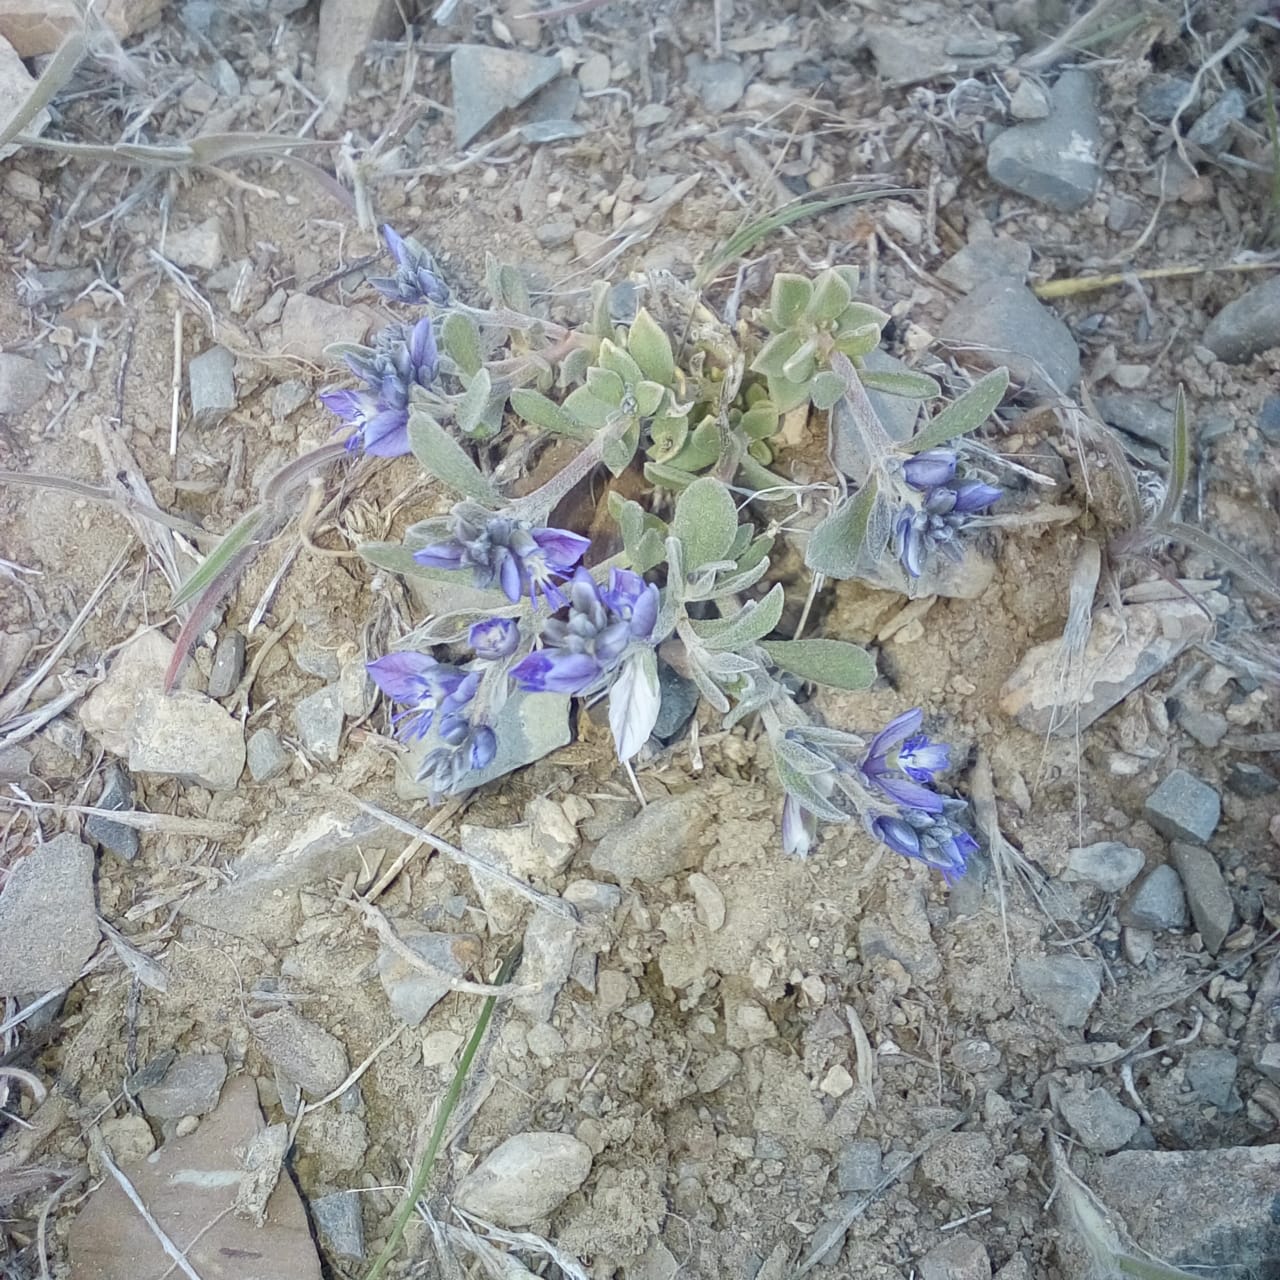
left=510, top=647, right=602, bottom=694
left=367, top=652, right=477, bottom=740
left=952, top=480, right=1003, bottom=513
left=469, top=617, right=520, bottom=660
left=872, top=809, right=976, bottom=882
left=415, top=513, right=589, bottom=609
left=863, top=708, right=951, bottom=785
left=417, top=715, right=498, bottom=796
left=892, top=460, right=1002, bottom=579
left=903, top=449, right=957, bottom=491
left=368, top=225, right=450, bottom=305
left=601, top=568, right=660, bottom=639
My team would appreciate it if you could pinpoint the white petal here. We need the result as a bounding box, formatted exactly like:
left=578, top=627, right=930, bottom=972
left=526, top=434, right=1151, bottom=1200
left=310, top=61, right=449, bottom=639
left=608, top=649, right=661, bottom=762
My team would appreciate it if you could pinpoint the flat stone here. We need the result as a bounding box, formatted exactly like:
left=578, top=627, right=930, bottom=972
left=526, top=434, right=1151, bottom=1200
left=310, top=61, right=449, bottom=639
left=164, top=217, right=225, bottom=272
left=1119, top=865, right=1189, bottom=931
left=1177, top=705, right=1228, bottom=748
left=1258, top=395, right=1280, bottom=444
left=247, top=727, right=290, bottom=782
left=80, top=630, right=186, bottom=757
left=207, top=629, right=245, bottom=699
left=0, top=0, right=162, bottom=57
left=67, top=1077, right=321, bottom=1280
left=1137, top=75, right=1193, bottom=122
left=0, top=351, right=48, bottom=415
left=524, top=796, right=578, bottom=873
left=695, top=1050, right=741, bottom=1093
left=0, top=743, right=31, bottom=782
left=0, top=833, right=98, bottom=995
left=1169, top=842, right=1233, bottom=955
left=252, top=1009, right=349, bottom=1097
left=687, top=55, right=748, bottom=113
left=939, top=278, right=1079, bottom=395
left=1062, top=841, right=1145, bottom=894
left=1187, top=88, right=1245, bottom=151
left=524, top=75, right=580, bottom=125
left=460, top=822, right=561, bottom=933
left=1144, top=768, right=1220, bottom=843
left=280, top=294, right=371, bottom=363
left=653, top=661, right=698, bottom=742
left=986, top=69, right=1100, bottom=211
left=919, top=1234, right=992, bottom=1280
left=1059, top=1086, right=1140, bottom=1152
left=309, top=1190, right=365, bottom=1260
left=1227, top=762, right=1278, bottom=797
left=450, top=45, right=561, bottom=149
left=1203, top=276, right=1280, bottom=364
left=589, top=793, right=711, bottom=883
left=376, top=929, right=482, bottom=1026
left=316, top=0, right=400, bottom=123
left=0, top=37, right=47, bottom=157
left=455, top=1132, right=592, bottom=1226
left=294, top=685, right=344, bottom=764
left=1184, top=1047, right=1238, bottom=1110
left=1256, top=1043, right=1280, bottom=1085
left=188, top=345, right=236, bottom=429
left=128, top=687, right=245, bottom=791
left=1092, top=394, right=1175, bottom=452
left=137, top=1053, right=228, bottom=1119
left=515, top=911, right=579, bottom=1023
left=84, top=762, right=139, bottom=861
left=837, top=1139, right=883, bottom=1192
left=1000, top=600, right=1213, bottom=736
left=1008, top=78, right=1050, bottom=120
left=1014, top=955, right=1102, bottom=1028
left=935, top=236, right=1032, bottom=293
left=577, top=52, right=610, bottom=92
left=271, top=379, right=311, bottom=422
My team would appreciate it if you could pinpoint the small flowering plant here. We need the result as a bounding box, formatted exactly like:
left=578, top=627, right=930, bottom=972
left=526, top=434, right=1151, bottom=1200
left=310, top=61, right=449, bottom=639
left=314, top=227, right=1011, bottom=873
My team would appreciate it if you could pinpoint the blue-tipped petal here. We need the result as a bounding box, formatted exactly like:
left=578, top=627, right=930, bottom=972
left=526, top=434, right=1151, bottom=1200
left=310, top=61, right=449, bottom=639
left=863, top=708, right=924, bottom=765
left=413, top=541, right=467, bottom=571
left=873, top=815, right=922, bottom=858
left=469, top=617, right=520, bottom=660
left=898, top=733, right=950, bottom=781
left=510, top=649, right=602, bottom=695
left=367, top=652, right=439, bottom=701
left=531, top=526, right=591, bottom=570
left=360, top=407, right=411, bottom=457
left=874, top=772, right=947, bottom=814
left=470, top=725, right=497, bottom=769
left=951, top=480, right=1002, bottom=513
left=902, top=448, right=957, bottom=491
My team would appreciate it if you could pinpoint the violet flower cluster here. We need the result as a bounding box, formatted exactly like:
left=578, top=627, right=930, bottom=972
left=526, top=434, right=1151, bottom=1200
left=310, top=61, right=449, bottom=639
left=782, top=708, right=976, bottom=881
left=368, top=225, right=450, bottom=306
left=894, top=449, right=1002, bottom=579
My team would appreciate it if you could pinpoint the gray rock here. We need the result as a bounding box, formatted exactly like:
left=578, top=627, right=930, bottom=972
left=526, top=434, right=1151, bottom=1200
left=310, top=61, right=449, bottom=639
left=137, top=1053, right=228, bottom=1119
left=1137, top=75, right=1193, bottom=122
left=1187, top=88, right=1245, bottom=151
left=247, top=727, right=290, bottom=783
left=207, top=630, right=245, bottom=699
left=1259, top=395, right=1280, bottom=444
left=1062, top=841, right=1145, bottom=894
left=164, top=217, right=225, bottom=272
left=654, top=660, right=699, bottom=742
left=688, top=55, right=748, bottom=113
left=515, top=911, right=579, bottom=1023
left=1059, top=1086, right=1140, bottom=1152
left=1014, top=955, right=1102, bottom=1028
left=936, top=237, right=1032, bottom=293
left=0, top=744, right=32, bottom=783
left=1177, top=705, right=1228, bottom=748
left=695, top=1050, right=740, bottom=1093
left=454, top=1132, right=592, bottom=1226
left=85, top=762, right=140, bottom=861
left=294, top=686, right=344, bottom=764
left=0, top=353, right=48, bottom=416
left=188, top=346, right=236, bottom=429
left=1256, top=1043, right=1280, bottom=1085
left=1184, top=1047, right=1238, bottom=1109
left=128, top=688, right=245, bottom=790
left=0, top=833, right=99, bottom=995
left=523, top=74, right=580, bottom=125
left=376, top=929, right=482, bottom=1027
left=837, top=1140, right=883, bottom=1192
left=0, top=38, right=50, bottom=160
left=939, top=278, right=1079, bottom=395
left=315, top=0, right=399, bottom=122
left=1092, top=394, right=1174, bottom=452
left=1169, top=842, right=1233, bottom=955
left=310, top=1191, right=364, bottom=1260
left=1119, top=865, right=1189, bottom=931
left=271, top=379, right=311, bottom=423
left=1123, top=927, right=1154, bottom=966
left=1203, top=276, right=1280, bottom=364
left=280, top=294, right=370, bottom=363
left=589, top=794, right=710, bottom=883
left=1008, top=79, right=1050, bottom=120
left=460, top=823, right=560, bottom=933
left=950, top=1039, right=1002, bottom=1072
left=562, top=879, right=622, bottom=913
left=252, top=1009, right=349, bottom=1097
left=986, top=70, right=1100, bottom=211
left=919, top=1234, right=992, bottom=1280
left=1227, top=762, right=1278, bottom=797
left=450, top=45, right=560, bottom=149
left=1144, top=768, right=1220, bottom=843
left=535, top=220, right=575, bottom=249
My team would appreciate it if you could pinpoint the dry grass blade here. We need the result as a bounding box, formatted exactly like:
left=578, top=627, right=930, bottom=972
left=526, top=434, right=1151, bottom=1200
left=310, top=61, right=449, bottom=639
left=449, top=1212, right=591, bottom=1280
left=0, top=471, right=212, bottom=542
left=12, top=130, right=330, bottom=170
left=0, top=32, right=85, bottom=150
left=1033, top=260, right=1280, bottom=300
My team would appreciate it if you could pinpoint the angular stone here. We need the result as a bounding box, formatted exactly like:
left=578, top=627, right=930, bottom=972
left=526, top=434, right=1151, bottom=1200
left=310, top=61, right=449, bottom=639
left=0, top=350, right=47, bottom=413
left=137, top=1053, right=228, bottom=1119
left=85, top=762, right=139, bottom=861
left=919, top=1234, right=992, bottom=1280
left=67, top=1077, right=321, bottom=1280
left=1227, top=762, right=1278, bottom=798
left=1169, top=842, right=1233, bottom=955
left=128, top=687, right=245, bottom=791
left=837, top=1139, right=883, bottom=1193
left=207, top=629, right=245, bottom=699
left=1092, top=394, right=1175, bottom=452
left=164, top=217, right=225, bottom=272
left=310, top=1190, right=365, bottom=1260
left=1177, top=705, right=1228, bottom=748
left=188, top=345, right=236, bottom=429
left=1062, top=841, right=1145, bottom=894
left=1203, top=276, right=1280, bottom=364
left=986, top=70, right=1101, bottom=211
left=451, top=45, right=561, bottom=149
left=80, top=630, right=184, bottom=757
left=515, top=911, right=579, bottom=1023
left=589, top=794, right=710, bottom=883
left=0, top=833, right=98, bottom=995
left=1187, top=88, right=1245, bottom=151
left=294, top=685, right=344, bottom=764
left=376, top=929, right=482, bottom=1027
left=1119, top=865, right=1189, bottom=931
left=247, top=727, right=290, bottom=783
left=1014, top=955, right=1101, bottom=1028
left=1184, top=1047, right=1238, bottom=1110
left=280, top=294, right=370, bottom=363
left=936, top=236, right=1032, bottom=293
left=1058, top=1086, right=1140, bottom=1152
left=316, top=0, right=400, bottom=123
left=454, top=1132, right=592, bottom=1226
left=1144, top=768, right=1220, bottom=843
left=1137, top=75, right=1193, bottom=122
left=687, top=54, right=748, bottom=113
left=252, top=1009, right=349, bottom=1097
left=0, top=0, right=163, bottom=57
left=460, top=822, right=560, bottom=933
left=653, top=659, right=699, bottom=742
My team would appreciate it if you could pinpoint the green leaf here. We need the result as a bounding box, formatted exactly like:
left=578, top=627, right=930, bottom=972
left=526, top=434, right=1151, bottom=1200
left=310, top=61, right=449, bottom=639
left=781, top=338, right=817, bottom=384
left=648, top=414, right=690, bottom=463
left=627, top=307, right=676, bottom=386
left=454, top=367, right=492, bottom=436
left=323, top=340, right=372, bottom=367
left=171, top=506, right=266, bottom=609
left=563, top=385, right=617, bottom=430
left=608, top=491, right=645, bottom=548
left=602, top=420, right=640, bottom=475
left=767, top=374, right=812, bottom=414
left=693, top=583, right=785, bottom=650
left=1157, top=385, right=1190, bottom=525
left=597, top=339, right=643, bottom=386
left=558, top=345, right=592, bottom=386
left=642, top=460, right=700, bottom=491
left=635, top=380, right=666, bottom=418
left=407, top=408, right=499, bottom=504
left=510, top=388, right=593, bottom=439
left=739, top=401, right=779, bottom=440
left=760, top=639, right=876, bottom=690
left=774, top=753, right=848, bottom=824
left=860, top=368, right=941, bottom=400
left=905, top=367, right=1008, bottom=454
left=736, top=453, right=792, bottom=500
left=770, top=273, right=813, bottom=327
left=440, top=312, right=483, bottom=377
left=805, top=479, right=878, bottom=578
left=835, top=302, right=890, bottom=335
left=586, top=365, right=626, bottom=405
left=672, top=476, right=739, bottom=571
left=806, top=269, right=853, bottom=324
left=809, top=370, right=845, bottom=411
left=751, top=331, right=804, bottom=379
left=832, top=322, right=883, bottom=360
left=631, top=527, right=668, bottom=574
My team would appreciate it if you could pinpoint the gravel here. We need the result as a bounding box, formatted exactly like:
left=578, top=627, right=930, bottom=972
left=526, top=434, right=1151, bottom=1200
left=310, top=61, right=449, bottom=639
left=1058, top=1085, right=1140, bottom=1152
left=207, top=630, right=245, bottom=699
left=294, top=685, right=345, bottom=764
left=309, top=1191, right=365, bottom=1260
left=85, top=762, right=140, bottom=862
left=1202, top=276, right=1280, bottom=364
left=247, top=727, right=290, bottom=782
left=1227, top=762, right=1278, bottom=797
left=188, top=345, right=236, bottom=429
left=1119, top=865, right=1189, bottom=931
left=1183, top=1048, right=1239, bottom=1110
left=136, top=1053, right=228, bottom=1119
left=919, top=1234, right=992, bottom=1280
left=837, top=1140, right=883, bottom=1192
left=1143, top=768, right=1221, bottom=843
left=589, top=793, right=710, bottom=883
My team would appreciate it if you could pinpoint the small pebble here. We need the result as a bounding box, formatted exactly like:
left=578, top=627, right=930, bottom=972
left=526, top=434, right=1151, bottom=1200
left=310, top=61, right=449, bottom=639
left=207, top=630, right=245, bottom=700
left=85, top=762, right=140, bottom=862
left=247, top=727, right=290, bottom=783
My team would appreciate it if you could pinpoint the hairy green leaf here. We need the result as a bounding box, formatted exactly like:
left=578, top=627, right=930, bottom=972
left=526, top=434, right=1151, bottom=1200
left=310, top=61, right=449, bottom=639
left=806, top=269, right=853, bottom=325
left=440, top=312, right=483, bottom=377
left=760, top=638, right=876, bottom=690
left=454, top=368, right=492, bottom=436
left=809, top=370, right=845, bottom=411
left=627, top=307, right=676, bottom=386
left=510, top=387, right=593, bottom=439
left=804, top=479, right=878, bottom=579
left=860, top=368, right=941, bottom=400
left=905, top=367, right=1009, bottom=454
left=407, top=408, right=499, bottom=504
left=643, top=459, right=700, bottom=491
left=1158, top=385, right=1190, bottom=525
left=693, top=582, right=785, bottom=650
left=770, top=273, right=813, bottom=327
left=672, top=476, right=739, bottom=571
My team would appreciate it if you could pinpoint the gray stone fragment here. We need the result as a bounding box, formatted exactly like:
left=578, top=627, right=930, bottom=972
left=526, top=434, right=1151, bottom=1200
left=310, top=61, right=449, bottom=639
left=281, top=294, right=370, bottom=362
left=688, top=55, right=748, bottom=113
left=524, top=74, right=580, bottom=125
left=1144, top=768, right=1220, bottom=843
left=1014, top=955, right=1102, bottom=1028
left=589, top=794, right=710, bottom=883
left=0, top=353, right=48, bottom=416
left=247, top=727, right=290, bottom=783
left=128, top=688, right=245, bottom=791
left=986, top=70, right=1100, bottom=211
left=1119, top=865, right=1189, bottom=931
left=1137, top=75, right=1193, bottom=122
left=562, top=879, right=622, bottom=913
left=1256, top=1043, right=1280, bottom=1085
left=837, top=1140, right=883, bottom=1193
left=188, top=346, right=236, bottom=429
left=165, top=217, right=225, bottom=272
left=271, top=379, right=311, bottom=422
left=450, top=45, right=560, bottom=149
left=1187, top=88, right=1245, bottom=151
left=1008, top=79, right=1050, bottom=120
left=1169, top=842, right=1233, bottom=955
left=0, top=833, right=99, bottom=995
left=310, top=1191, right=364, bottom=1260
left=919, top=1234, right=992, bottom=1280
left=1184, top=1047, right=1238, bottom=1110
left=207, top=629, right=245, bottom=699
left=315, top=0, right=399, bottom=123
left=1059, top=1086, right=1140, bottom=1152
left=654, top=660, right=699, bottom=742
left=85, top=762, right=140, bottom=861
left=1177, top=705, right=1227, bottom=748
left=515, top=911, right=579, bottom=1023
left=0, top=744, right=32, bottom=782
left=936, top=237, right=1032, bottom=292
left=695, top=1050, right=741, bottom=1093
left=252, top=1009, right=349, bottom=1097
left=939, top=278, right=1079, bottom=395
left=1092, top=394, right=1174, bottom=452
left=454, top=1132, right=592, bottom=1226
left=1123, top=927, right=1154, bottom=966
left=377, top=929, right=482, bottom=1027
left=1227, top=762, right=1278, bottom=797
left=1259, top=395, right=1280, bottom=444
left=1062, top=841, right=1145, bottom=894
left=294, top=686, right=344, bottom=764
left=460, top=823, right=559, bottom=933
left=137, top=1053, right=228, bottom=1119
left=1203, top=276, right=1280, bottom=364
left=0, top=38, right=50, bottom=160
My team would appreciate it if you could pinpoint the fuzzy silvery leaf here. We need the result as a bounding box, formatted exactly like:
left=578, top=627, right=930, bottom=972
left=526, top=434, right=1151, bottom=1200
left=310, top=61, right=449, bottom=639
left=683, top=554, right=772, bottom=602
left=699, top=650, right=761, bottom=677
left=323, top=340, right=373, bottom=366
left=766, top=375, right=812, bottom=414
left=635, top=380, right=666, bottom=419
left=440, top=312, right=483, bottom=377
left=693, top=582, right=785, bottom=651
left=805, top=479, right=879, bottom=579
left=510, top=388, right=593, bottom=440
left=609, top=648, right=661, bottom=761
left=809, top=370, right=845, bottom=411
left=739, top=401, right=779, bottom=440
left=406, top=408, right=500, bottom=504
left=563, top=385, right=616, bottom=430
left=860, top=368, right=941, bottom=400
left=735, top=455, right=791, bottom=501
left=649, top=414, right=690, bottom=462
left=643, top=459, right=700, bottom=492
left=1158, top=385, right=1190, bottom=525
left=559, top=345, right=592, bottom=386
left=598, top=339, right=643, bottom=386
left=454, top=367, right=492, bottom=436
left=760, top=638, right=876, bottom=690
left=773, top=754, right=848, bottom=824
left=627, top=308, right=676, bottom=386
left=780, top=338, right=818, bottom=384
left=672, top=476, right=739, bottom=571
left=603, top=421, right=641, bottom=475
left=770, top=273, right=812, bottom=327
left=832, top=322, right=883, bottom=361
left=357, top=541, right=507, bottom=598
left=835, top=302, right=890, bottom=334
left=904, top=367, right=1009, bottom=454
left=586, top=365, right=626, bottom=405
left=806, top=269, right=853, bottom=325
left=727, top=522, right=754, bottom=562
left=608, top=491, right=646, bottom=549
left=663, top=535, right=687, bottom=608
left=485, top=257, right=531, bottom=312
left=751, top=331, right=803, bottom=379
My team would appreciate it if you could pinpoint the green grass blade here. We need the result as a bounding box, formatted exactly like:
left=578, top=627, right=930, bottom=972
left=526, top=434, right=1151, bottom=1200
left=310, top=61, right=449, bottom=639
left=169, top=507, right=266, bottom=610
left=364, top=944, right=524, bottom=1280
left=1156, top=386, right=1189, bottom=526
left=1162, top=520, right=1280, bottom=601
left=905, top=368, right=1009, bottom=454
